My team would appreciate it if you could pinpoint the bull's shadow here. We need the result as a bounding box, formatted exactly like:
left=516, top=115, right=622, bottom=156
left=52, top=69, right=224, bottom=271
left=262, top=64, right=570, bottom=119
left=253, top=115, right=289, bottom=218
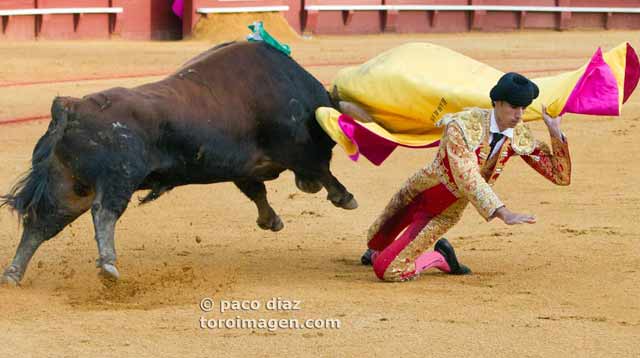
left=0, top=41, right=357, bottom=286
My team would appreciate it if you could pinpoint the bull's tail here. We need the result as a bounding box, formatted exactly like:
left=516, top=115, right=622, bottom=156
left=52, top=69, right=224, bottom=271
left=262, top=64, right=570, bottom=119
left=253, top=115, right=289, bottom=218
left=0, top=98, right=70, bottom=221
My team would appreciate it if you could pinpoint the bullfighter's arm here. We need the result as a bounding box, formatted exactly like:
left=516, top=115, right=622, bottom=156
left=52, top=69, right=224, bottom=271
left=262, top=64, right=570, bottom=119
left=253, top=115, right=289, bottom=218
left=521, top=136, right=571, bottom=185
left=445, top=123, right=504, bottom=220
left=521, top=106, right=571, bottom=185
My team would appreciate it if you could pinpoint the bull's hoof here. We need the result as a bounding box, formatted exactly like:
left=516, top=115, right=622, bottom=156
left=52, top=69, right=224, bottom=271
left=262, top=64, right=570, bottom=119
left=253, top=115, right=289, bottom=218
left=258, top=215, right=284, bottom=232
left=98, top=263, right=120, bottom=285
left=0, top=274, right=19, bottom=287
left=340, top=197, right=358, bottom=210
left=1, top=266, right=21, bottom=287
left=329, top=193, right=358, bottom=210
left=295, top=177, right=323, bottom=194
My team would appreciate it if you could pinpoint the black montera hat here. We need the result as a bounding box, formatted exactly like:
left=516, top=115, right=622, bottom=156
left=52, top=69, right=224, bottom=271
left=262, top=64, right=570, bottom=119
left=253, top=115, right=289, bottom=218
left=490, top=72, right=540, bottom=107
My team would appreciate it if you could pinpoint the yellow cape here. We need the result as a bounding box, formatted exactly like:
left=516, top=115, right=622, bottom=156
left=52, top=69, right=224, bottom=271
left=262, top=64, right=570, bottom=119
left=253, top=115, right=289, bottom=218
left=316, top=42, right=638, bottom=162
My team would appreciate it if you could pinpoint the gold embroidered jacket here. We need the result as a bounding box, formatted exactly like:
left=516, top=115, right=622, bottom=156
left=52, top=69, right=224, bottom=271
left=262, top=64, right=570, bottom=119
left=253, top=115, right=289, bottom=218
left=368, top=108, right=571, bottom=241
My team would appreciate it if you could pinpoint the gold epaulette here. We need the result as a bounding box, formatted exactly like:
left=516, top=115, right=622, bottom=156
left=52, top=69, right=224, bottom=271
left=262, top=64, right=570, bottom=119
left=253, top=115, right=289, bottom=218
left=436, top=108, right=488, bottom=150
left=511, top=122, right=536, bottom=155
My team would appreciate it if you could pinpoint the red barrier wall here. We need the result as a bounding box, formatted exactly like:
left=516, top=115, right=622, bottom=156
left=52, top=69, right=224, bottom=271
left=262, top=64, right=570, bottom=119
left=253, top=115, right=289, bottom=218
left=112, top=0, right=181, bottom=40
left=283, top=0, right=302, bottom=33
left=384, top=0, right=471, bottom=33
left=469, top=0, right=561, bottom=31
left=0, top=0, right=181, bottom=40
left=37, top=0, right=110, bottom=39
left=302, top=0, right=640, bottom=34
left=304, top=0, right=385, bottom=34
left=568, top=0, right=640, bottom=30
left=0, top=1, right=37, bottom=40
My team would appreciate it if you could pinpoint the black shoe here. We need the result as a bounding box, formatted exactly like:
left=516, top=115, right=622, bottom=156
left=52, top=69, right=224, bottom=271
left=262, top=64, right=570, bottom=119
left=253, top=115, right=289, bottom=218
left=361, top=248, right=375, bottom=265
left=434, top=238, right=471, bottom=275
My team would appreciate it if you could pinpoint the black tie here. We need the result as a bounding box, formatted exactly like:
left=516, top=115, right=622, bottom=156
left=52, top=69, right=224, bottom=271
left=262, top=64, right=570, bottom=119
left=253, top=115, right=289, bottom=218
left=489, top=132, right=505, bottom=156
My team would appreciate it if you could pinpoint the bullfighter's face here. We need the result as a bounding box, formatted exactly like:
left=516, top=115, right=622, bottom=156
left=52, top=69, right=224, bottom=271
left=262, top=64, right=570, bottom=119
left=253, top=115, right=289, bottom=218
left=494, top=100, right=525, bottom=131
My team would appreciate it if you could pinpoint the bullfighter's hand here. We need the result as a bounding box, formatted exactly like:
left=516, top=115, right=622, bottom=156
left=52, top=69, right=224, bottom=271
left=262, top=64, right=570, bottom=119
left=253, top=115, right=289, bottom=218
left=494, top=206, right=536, bottom=225
left=541, top=104, right=563, bottom=140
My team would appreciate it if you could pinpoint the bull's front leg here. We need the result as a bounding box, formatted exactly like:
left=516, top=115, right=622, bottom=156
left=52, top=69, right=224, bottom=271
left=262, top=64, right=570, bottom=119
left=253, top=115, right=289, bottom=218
left=234, top=180, right=283, bottom=232
left=320, top=171, right=358, bottom=210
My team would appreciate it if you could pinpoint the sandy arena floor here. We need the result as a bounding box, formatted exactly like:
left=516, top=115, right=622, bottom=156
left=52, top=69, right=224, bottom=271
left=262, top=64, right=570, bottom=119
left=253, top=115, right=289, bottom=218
left=0, top=31, right=639, bottom=357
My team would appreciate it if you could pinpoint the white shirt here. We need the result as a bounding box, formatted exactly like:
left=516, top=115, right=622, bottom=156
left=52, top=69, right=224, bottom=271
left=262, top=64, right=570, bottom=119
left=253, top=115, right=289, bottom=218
left=489, top=110, right=513, bottom=159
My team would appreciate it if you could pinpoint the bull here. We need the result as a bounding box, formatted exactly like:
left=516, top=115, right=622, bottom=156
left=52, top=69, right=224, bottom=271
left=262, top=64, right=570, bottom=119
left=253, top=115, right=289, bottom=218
left=0, top=41, right=357, bottom=285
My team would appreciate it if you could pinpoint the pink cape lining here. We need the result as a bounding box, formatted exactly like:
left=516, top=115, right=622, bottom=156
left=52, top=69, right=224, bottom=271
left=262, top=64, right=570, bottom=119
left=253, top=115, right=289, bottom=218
left=337, top=114, right=439, bottom=166
left=561, top=48, right=619, bottom=116
left=624, top=43, right=640, bottom=103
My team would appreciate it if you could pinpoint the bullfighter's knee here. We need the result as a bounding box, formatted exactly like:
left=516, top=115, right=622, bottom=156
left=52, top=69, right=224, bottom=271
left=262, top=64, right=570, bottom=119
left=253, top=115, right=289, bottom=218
left=373, top=253, right=417, bottom=282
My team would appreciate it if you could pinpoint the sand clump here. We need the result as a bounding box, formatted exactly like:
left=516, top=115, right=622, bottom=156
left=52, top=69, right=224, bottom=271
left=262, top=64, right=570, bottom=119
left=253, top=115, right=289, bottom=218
left=190, top=12, right=300, bottom=44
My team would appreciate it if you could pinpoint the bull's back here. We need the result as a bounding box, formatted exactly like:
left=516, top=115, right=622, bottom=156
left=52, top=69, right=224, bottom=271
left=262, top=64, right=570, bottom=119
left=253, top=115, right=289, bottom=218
left=82, top=41, right=330, bottom=137
left=166, top=42, right=331, bottom=126
left=54, top=41, right=335, bottom=187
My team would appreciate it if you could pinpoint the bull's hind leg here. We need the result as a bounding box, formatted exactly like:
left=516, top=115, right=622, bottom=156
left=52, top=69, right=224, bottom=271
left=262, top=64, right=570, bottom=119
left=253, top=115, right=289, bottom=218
left=2, top=214, right=79, bottom=285
left=234, top=179, right=284, bottom=232
left=2, top=160, right=93, bottom=285
left=2, top=232, right=43, bottom=285
left=1, top=230, right=43, bottom=285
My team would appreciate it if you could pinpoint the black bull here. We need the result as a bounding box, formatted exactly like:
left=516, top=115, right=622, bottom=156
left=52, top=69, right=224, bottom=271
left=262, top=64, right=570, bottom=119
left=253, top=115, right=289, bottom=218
left=0, top=41, right=357, bottom=285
